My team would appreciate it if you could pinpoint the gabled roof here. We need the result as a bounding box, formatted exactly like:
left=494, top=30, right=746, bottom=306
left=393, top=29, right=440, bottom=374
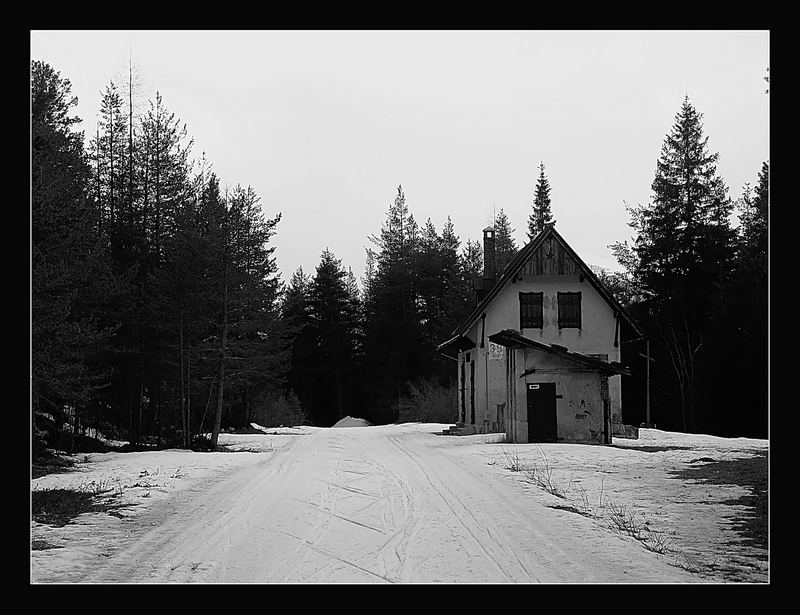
left=488, top=329, right=631, bottom=376
left=437, top=224, right=643, bottom=352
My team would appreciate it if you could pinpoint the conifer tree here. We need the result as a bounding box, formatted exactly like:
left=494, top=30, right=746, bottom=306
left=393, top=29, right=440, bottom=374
left=701, top=160, right=768, bottom=437
left=738, top=161, right=768, bottom=269
left=281, top=267, right=315, bottom=415
left=461, top=239, right=483, bottom=284
left=494, top=209, right=518, bottom=274
left=209, top=184, right=282, bottom=447
left=87, top=81, right=129, bottom=239
left=363, top=186, right=427, bottom=422
left=307, top=249, right=360, bottom=424
left=527, top=162, right=554, bottom=240
left=623, top=96, right=736, bottom=432
left=31, top=60, right=116, bottom=431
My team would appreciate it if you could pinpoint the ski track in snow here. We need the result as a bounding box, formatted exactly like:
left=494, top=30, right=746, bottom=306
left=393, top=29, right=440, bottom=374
left=31, top=424, right=751, bottom=583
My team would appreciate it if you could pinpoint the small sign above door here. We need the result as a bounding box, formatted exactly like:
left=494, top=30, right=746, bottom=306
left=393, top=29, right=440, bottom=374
left=529, top=384, right=539, bottom=390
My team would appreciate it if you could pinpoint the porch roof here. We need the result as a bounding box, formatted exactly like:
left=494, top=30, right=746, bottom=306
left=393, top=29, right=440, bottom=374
left=488, top=329, right=631, bottom=376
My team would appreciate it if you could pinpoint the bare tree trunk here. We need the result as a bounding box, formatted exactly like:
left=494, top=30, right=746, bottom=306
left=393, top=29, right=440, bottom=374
left=337, top=380, right=344, bottom=420
left=128, top=56, right=134, bottom=224
left=186, top=316, right=192, bottom=446
left=96, top=119, right=102, bottom=233
left=210, top=260, right=229, bottom=450
left=129, top=374, right=135, bottom=446
left=657, top=312, right=702, bottom=433
left=138, top=356, right=145, bottom=445
left=154, top=95, right=161, bottom=263
left=179, top=303, right=186, bottom=447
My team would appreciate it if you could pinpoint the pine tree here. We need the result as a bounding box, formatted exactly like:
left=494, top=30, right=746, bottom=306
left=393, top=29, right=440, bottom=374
left=363, top=186, right=427, bottom=422
left=138, top=91, right=192, bottom=266
left=209, top=184, right=282, bottom=448
left=494, top=209, right=518, bottom=273
left=440, top=217, right=469, bottom=329
left=738, top=161, right=768, bottom=270
left=281, top=267, right=315, bottom=415
left=527, top=162, right=554, bottom=240
left=701, top=160, right=768, bottom=437
left=87, top=81, right=129, bottom=240
left=461, top=239, right=483, bottom=283
left=31, top=60, right=116, bottom=431
left=307, top=249, right=360, bottom=424
left=624, top=96, right=736, bottom=432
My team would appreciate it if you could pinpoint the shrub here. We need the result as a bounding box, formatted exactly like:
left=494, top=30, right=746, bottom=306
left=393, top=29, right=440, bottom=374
left=252, top=391, right=307, bottom=428
left=396, top=379, right=457, bottom=423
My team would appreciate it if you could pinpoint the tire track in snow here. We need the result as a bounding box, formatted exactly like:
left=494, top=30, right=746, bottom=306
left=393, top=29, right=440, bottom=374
left=268, top=441, right=350, bottom=583
left=86, top=431, right=316, bottom=583
left=298, top=452, right=414, bottom=582
left=385, top=432, right=533, bottom=582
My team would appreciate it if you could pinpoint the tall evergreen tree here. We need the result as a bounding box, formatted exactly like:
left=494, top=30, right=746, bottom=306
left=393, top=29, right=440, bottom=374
left=701, top=160, right=768, bottom=437
left=209, top=184, right=282, bottom=447
left=461, top=239, right=483, bottom=284
left=87, top=81, right=129, bottom=241
left=281, top=267, right=314, bottom=414
left=494, top=208, right=518, bottom=274
left=363, top=186, right=427, bottom=423
left=622, top=96, right=736, bottom=432
left=527, top=162, right=554, bottom=240
left=306, top=249, right=361, bottom=425
left=738, top=161, right=769, bottom=269
left=31, top=60, right=117, bottom=433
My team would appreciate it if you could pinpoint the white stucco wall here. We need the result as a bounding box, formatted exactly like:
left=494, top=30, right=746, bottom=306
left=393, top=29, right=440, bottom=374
left=506, top=347, right=613, bottom=444
left=457, top=272, right=623, bottom=434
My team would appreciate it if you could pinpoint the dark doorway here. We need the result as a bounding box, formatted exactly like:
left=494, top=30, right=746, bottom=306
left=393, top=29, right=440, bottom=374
left=469, top=361, right=475, bottom=424
left=527, top=383, right=557, bottom=442
left=459, top=359, right=466, bottom=423
left=601, top=376, right=611, bottom=444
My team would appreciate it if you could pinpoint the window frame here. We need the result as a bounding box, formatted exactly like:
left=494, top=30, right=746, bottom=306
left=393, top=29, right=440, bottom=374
left=557, top=291, right=582, bottom=329
left=519, top=291, right=544, bottom=330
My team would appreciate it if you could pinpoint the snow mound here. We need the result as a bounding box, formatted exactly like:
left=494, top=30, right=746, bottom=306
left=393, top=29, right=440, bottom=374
left=332, top=416, right=373, bottom=428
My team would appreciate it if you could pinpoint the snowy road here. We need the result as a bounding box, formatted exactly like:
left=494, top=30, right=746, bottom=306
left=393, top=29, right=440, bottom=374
left=58, top=424, right=702, bottom=583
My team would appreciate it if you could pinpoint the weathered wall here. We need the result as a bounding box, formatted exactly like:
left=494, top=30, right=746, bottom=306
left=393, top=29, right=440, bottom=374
left=454, top=234, right=631, bottom=436
left=505, top=347, right=612, bottom=444
left=459, top=276, right=622, bottom=434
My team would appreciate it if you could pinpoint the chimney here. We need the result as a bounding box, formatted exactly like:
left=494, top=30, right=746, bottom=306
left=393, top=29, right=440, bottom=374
left=483, top=226, right=496, bottom=289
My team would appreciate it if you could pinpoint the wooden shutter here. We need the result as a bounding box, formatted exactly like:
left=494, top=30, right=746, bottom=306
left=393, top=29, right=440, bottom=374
left=519, top=292, right=543, bottom=329
left=557, top=292, right=581, bottom=328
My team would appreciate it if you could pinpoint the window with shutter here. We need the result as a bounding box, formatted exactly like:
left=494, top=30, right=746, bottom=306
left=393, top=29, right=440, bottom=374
left=557, top=292, right=581, bottom=329
left=519, top=292, right=543, bottom=329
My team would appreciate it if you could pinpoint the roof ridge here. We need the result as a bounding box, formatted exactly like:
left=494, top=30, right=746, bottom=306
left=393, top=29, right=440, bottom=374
left=439, top=226, right=643, bottom=350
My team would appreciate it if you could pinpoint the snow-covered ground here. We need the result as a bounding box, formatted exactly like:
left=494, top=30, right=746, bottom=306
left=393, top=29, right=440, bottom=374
left=30, top=424, right=768, bottom=584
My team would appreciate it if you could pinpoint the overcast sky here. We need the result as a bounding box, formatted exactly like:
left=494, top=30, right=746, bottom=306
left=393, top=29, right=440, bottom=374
left=30, top=30, right=769, bottom=284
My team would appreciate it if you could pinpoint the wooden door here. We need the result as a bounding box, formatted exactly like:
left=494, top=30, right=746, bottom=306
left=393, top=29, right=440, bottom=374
left=527, top=383, right=557, bottom=442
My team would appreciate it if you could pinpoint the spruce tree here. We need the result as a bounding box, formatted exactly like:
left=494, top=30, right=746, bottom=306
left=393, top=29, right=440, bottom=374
left=363, top=186, right=426, bottom=422
left=494, top=209, right=518, bottom=274
left=704, top=160, right=768, bottom=437
left=281, top=267, right=314, bottom=415
left=527, top=162, right=554, bottom=240
left=738, top=161, right=768, bottom=269
left=624, top=96, right=736, bottom=432
left=461, top=239, right=483, bottom=285
left=87, top=81, right=129, bottom=239
left=307, top=249, right=360, bottom=424
left=209, top=184, right=282, bottom=447
left=31, top=60, right=116, bottom=432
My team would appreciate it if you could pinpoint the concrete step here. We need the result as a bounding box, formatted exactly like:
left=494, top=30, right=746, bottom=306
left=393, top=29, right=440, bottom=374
left=442, top=424, right=477, bottom=436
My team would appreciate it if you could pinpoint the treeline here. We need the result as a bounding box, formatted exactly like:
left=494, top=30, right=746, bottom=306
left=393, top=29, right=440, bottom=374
left=31, top=60, right=495, bottom=448
left=32, top=59, right=767, bottom=449
left=33, top=60, right=284, bottom=450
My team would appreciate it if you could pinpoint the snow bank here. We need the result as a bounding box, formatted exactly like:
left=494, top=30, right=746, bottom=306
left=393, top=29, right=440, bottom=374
left=332, top=416, right=373, bottom=428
